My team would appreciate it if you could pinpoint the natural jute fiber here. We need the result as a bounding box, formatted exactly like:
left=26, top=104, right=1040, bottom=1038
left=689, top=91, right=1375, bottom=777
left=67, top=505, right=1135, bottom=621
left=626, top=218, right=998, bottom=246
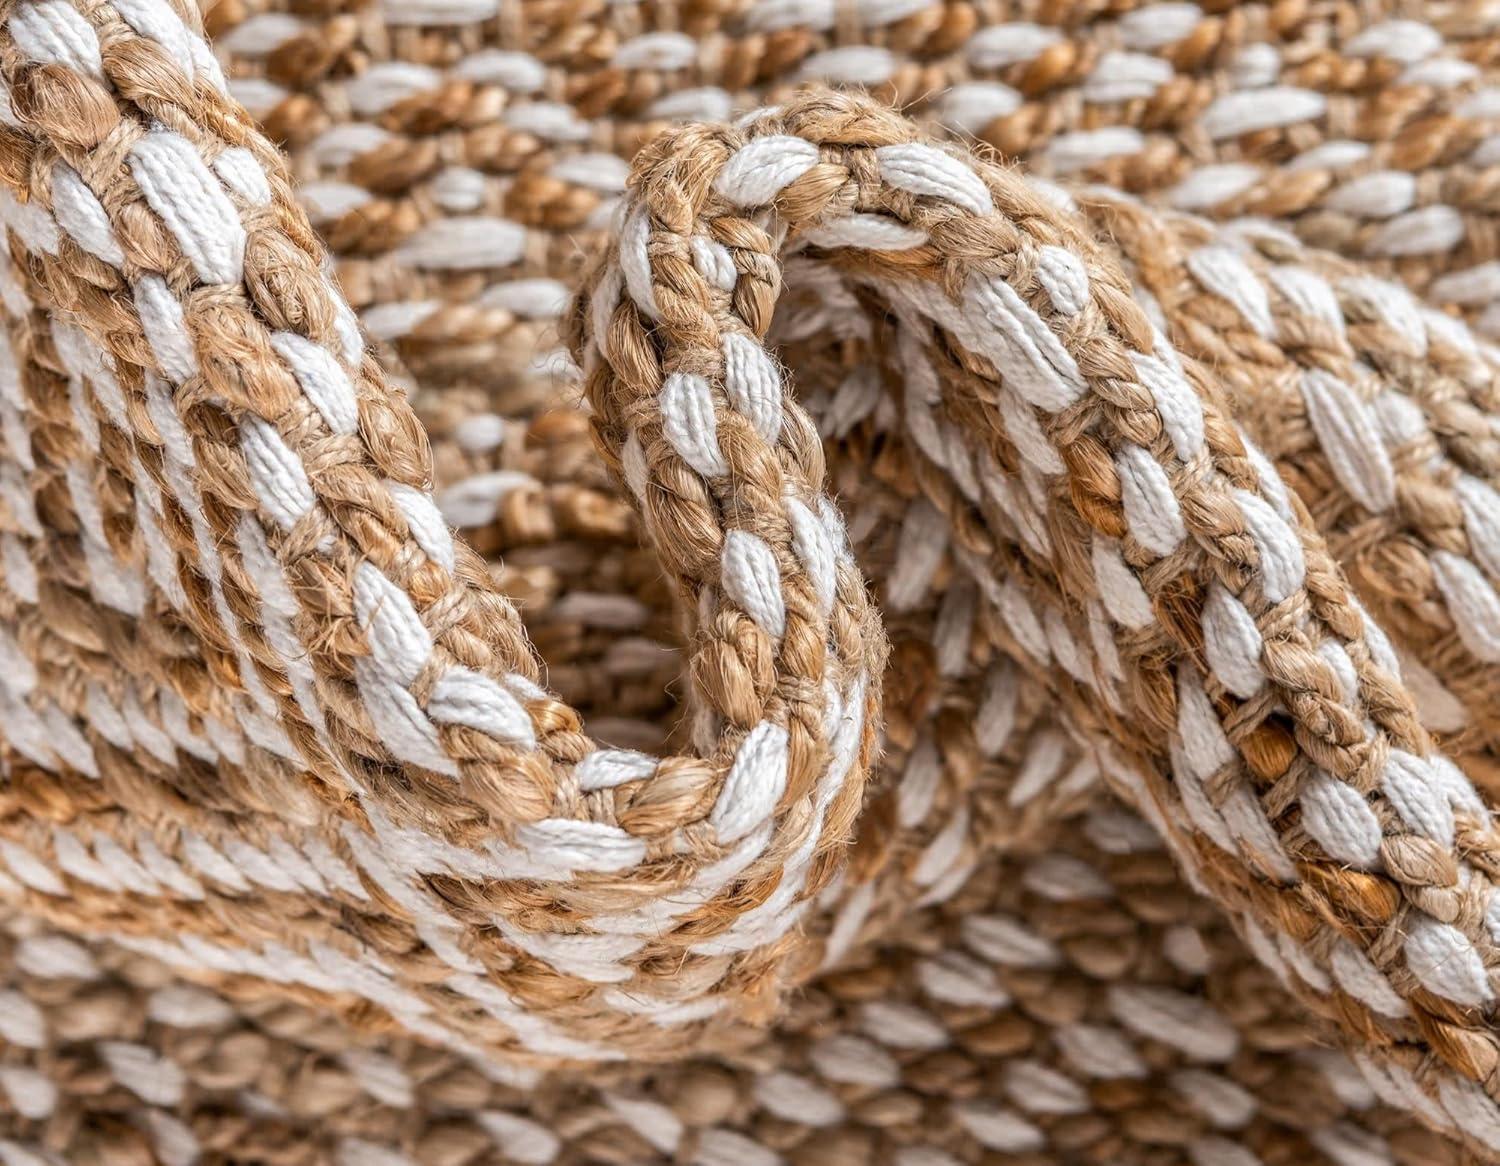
left=5, top=0, right=1500, bottom=1163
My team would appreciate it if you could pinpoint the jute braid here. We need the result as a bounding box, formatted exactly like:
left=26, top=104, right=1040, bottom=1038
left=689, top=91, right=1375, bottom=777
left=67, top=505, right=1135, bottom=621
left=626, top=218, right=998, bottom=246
left=17, top=286, right=1464, bottom=1162
left=201, top=0, right=1500, bottom=783
left=3, top=332, right=1474, bottom=1159
left=3, top=0, right=1500, bottom=1159
left=765, top=182, right=1500, bottom=778
left=0, top=769, right=1468, bottom=1166
left=774, top=189, right=1500, bottom=1150
left=1069, top=187, right=1500, bottom=767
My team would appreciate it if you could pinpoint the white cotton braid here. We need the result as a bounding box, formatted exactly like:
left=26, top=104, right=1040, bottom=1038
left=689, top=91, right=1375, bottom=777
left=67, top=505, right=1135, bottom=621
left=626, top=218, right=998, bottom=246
left=568, top=90, right=1500, bottom=1138
left=0, top=1, right=885, bottom=1061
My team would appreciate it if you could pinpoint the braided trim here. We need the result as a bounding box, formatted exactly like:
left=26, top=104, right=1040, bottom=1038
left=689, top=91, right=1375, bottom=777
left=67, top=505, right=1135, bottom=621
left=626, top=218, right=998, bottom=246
left=1071, top=189, right=1500, bottom=759
left=0, top=727, right=1469, bottom=1166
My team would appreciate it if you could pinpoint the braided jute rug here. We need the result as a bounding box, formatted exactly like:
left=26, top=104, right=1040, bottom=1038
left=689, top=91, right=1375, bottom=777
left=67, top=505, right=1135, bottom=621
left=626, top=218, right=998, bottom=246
left=8, top=0, right=1500, bottom=1162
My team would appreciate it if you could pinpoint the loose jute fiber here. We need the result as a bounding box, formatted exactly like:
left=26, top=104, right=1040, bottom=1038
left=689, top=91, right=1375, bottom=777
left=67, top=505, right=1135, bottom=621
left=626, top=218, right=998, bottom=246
left=5, top=1, right=1500, bottom=1163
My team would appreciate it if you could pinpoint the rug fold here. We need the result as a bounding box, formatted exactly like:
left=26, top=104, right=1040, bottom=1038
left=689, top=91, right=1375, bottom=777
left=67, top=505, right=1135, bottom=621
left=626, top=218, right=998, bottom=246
left=2, top=0, right=1500, bottom=1161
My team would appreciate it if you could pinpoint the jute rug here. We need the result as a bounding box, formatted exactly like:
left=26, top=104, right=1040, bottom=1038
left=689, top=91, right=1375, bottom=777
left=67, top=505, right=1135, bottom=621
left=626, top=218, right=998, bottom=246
left=2, top=1, right=1500, bottom=1163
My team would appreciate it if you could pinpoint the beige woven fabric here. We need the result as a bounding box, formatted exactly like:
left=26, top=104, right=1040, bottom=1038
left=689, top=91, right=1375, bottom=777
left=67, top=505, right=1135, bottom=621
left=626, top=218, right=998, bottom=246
left=4, top=1, right=1500, bottom=1164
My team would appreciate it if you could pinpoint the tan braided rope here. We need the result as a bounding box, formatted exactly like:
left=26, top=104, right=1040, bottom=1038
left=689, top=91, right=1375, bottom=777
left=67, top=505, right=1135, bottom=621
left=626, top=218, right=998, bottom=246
left=561, top=85, right=1500, bottom=1128
left=4, top=0, right=1500, bottom=1162
left=202, top=0, right=1500, bottom=776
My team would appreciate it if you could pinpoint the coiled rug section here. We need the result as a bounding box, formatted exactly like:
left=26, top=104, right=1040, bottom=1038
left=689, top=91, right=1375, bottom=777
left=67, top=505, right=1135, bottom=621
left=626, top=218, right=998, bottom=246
left=569, top=87, right=1500, bottom=1140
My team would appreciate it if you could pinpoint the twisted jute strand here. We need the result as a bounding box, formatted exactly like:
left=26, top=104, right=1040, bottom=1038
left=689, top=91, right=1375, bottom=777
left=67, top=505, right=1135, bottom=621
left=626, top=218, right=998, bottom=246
left=1074, top=187, right=1500, bottom=766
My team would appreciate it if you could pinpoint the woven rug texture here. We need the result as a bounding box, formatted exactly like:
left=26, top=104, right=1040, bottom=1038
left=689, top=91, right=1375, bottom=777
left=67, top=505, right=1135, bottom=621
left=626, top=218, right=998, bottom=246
left=4, top=1, right=1500, bottom=1164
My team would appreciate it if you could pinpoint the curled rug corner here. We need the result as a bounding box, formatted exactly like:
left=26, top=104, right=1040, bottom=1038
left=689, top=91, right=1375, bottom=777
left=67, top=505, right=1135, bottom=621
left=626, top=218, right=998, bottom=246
left=570, top=87, right=1500, bottom=1157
